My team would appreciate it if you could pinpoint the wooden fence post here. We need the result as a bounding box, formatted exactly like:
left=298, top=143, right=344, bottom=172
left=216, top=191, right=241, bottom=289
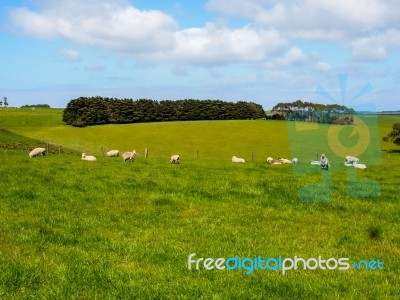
left=145, top=148, right=148, bottom=158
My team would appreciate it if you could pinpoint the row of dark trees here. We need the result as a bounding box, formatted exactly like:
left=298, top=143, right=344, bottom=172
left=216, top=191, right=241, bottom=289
left=62, top=97, right=266, bottom=127
left=271, top=100, right=356, bottom=125
left=21, top=104, right=51, bottom=108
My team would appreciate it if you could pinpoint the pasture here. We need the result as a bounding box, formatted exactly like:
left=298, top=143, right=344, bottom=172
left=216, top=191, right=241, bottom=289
left=0, top=108, right=399, bottom=299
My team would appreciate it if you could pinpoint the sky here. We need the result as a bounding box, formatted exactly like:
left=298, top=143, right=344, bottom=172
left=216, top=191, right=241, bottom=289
left=1, top=0, right=400, bottom=111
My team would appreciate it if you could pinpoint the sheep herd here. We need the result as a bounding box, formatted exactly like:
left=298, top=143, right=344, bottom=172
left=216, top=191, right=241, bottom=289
left=28, top=147, right=367, bottom=169
left=264, top=154, right=367, bottom=170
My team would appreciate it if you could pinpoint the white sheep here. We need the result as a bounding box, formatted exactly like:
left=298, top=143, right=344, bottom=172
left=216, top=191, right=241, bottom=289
left=310, top=160, right=321, bottom=165
left=82, top=153, right=96, bottom=161
left=267, top=157, right=292, bottom=164
left=170, top=154, right=180, bottom=164
left=122, top=150, right=136, bottom=162
left=353, top=163, right=367, bottom=169
left=278, top=158, right=292, bottom=164
left=232, top=156, right=245, bottom=163
left=320, top=154, right=329, bottom=170
left=107, top=150, right=119, bottom=157
left=267, top=157, right=282, bottom=164
left=292, top=158, right=299, bottom=164
left=29, top=147, right=46, bottom=158
left=345, top=156, right=359, bottom=164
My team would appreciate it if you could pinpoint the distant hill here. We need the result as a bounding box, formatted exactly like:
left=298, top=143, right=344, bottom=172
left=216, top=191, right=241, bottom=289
left=357, top=111, right=400, bottom=115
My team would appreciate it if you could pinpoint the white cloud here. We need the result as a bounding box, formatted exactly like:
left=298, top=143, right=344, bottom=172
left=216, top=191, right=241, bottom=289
left=351, top=29, right=400, bottom=61
left=9, top=1, right=292, bottom=66
left=206, top=0, right=400, bottom=61
left=58, top=48, right=80, bottom=61
left=9, top=0, right=178, bottom=54
left=171, top=23, right=288, bottom=64
left=315, top=62, right=333, bottom=72
left=275, top=47, right=306, bottom=66
left=9, top=0, right=400, bottom=67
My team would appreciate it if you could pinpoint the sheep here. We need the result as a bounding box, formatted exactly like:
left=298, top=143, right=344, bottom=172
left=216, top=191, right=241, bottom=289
left=278, top=158, right=292, bottom=164
left=267, top=157, right=283, bottom=164
left=232, top=156, right=245, bottom=163
left=320, top=154, right=329, bottom=170
left=345, top=156, right=359, bottom=164
left=122, top=150, right=136, bottom=162
left=353, top=163, right=367, bottom=169
left=170, top=154, right=180, bottom=164
left=107, top=150, right=119, bottom=157
left=310, top=160, right=321, bottom=165
left=82, top=153, right=96, bottom=161
left=267, top=157, right=292, bottom=164
left=292, top=158, right=299, bottom=164
left=29, top=147, right=46, bottom=158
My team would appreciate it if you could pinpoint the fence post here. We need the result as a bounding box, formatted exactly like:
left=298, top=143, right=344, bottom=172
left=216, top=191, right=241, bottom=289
left=145, top=148, right=148, bottom=158
left=101, top=147, right=104, bottom=156
left=196, top=149, right=199, bottom=160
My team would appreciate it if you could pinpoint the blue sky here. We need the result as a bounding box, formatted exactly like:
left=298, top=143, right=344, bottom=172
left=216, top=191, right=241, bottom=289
left=1, top=0, right=400, bottom=110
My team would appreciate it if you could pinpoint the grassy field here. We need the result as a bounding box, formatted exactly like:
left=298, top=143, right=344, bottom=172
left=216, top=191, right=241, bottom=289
left=0, top=108, right=399, bottom=299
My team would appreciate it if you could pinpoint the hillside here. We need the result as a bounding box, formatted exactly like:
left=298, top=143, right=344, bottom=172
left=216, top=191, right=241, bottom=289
left=0, top=107, right=399, bottom=298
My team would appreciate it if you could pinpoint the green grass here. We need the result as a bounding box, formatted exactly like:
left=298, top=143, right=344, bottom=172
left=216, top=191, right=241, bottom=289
left=0, top=108, right=399, bottom=299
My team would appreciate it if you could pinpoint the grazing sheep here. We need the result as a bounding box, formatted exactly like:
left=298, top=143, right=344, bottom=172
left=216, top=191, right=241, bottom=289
left=122, top=150, right=136, bottom=162
left=320, top=154, right=329, bottom=170
left=232, top=156, right=245, bottom=163
left=82, top=153, right=96, bottom=161
left=170, top=154, right=180, bottom=164
left=107, top=150, right=119, bottom=157
left=29, top=147, right=46, bottom=158
left=345, top=156, right=359, bottom=164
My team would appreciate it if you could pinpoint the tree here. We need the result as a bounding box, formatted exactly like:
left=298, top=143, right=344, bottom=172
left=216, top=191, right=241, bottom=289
left=3, top=97, right=8, bottom=108
left=383, top=123, right=400, bottom=145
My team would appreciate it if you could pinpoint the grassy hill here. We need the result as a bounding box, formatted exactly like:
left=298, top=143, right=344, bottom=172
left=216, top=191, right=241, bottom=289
left=0, top=107, right=399, bottom=298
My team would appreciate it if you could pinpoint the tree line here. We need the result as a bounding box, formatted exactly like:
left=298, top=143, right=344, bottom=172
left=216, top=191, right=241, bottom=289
left=270, top=100, right=356, bottom=125
left=62, top=97, right=266, bottom=127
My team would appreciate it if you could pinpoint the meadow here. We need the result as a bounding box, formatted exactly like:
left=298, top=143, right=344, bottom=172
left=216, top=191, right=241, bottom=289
left=0, top=108, right=399, bottom=299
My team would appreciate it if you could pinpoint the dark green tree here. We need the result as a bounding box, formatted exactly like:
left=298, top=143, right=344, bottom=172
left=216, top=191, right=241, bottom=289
left=383, top=123, right=400, bottom=145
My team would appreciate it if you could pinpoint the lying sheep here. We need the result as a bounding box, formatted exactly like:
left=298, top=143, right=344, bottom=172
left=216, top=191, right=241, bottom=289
left=122, top=150, right=136, bottom=162
left=345, top=162, right=367, bottom=169
left=278, top=158, right=292, bottom=164
left=29, top=147, right=46, bottom=158
left=267, top=157, right=292, bottom=164
left=353, top=163, right=367, bottom=169
left=170, top=154, right=180, bottom=164
left=82, top=153, right=96, bottom=161
left=107, top=150, right=119, bottom=157
left=345, top=156, right=359, bottom=164
left=232, top=156, right=245, bottom=163
left=310, top=160, right=321, bottom=165
left=292, top=158, right=299, bottom=164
